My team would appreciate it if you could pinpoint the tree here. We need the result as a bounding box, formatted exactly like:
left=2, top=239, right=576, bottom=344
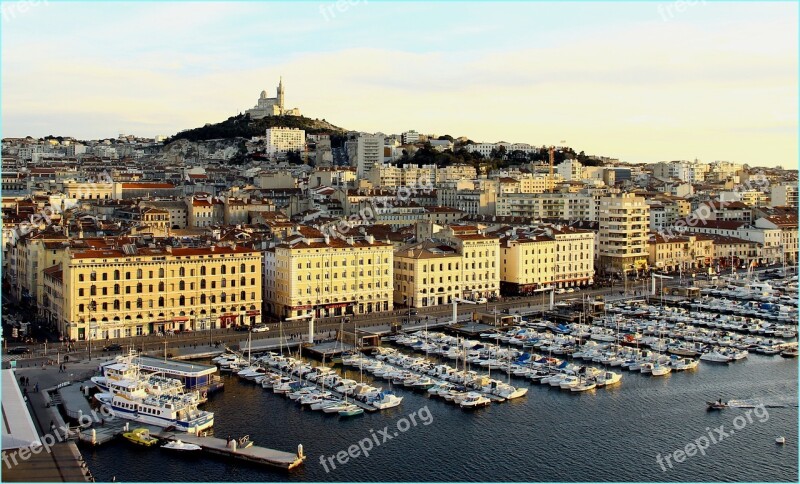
left=285, top=150, right=302, bottom=165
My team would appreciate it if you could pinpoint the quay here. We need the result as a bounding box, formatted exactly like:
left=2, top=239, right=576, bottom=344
left=153, top=429, right=306, bottom=470
left=76, top=422, right=305, bottom=471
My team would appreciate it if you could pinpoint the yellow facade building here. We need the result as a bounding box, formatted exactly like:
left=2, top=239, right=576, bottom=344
left=265, top=228, right=393, bottom=318
left=393, top=240, right=463, bottom=308
left=47, top=244, right=263, bottom=340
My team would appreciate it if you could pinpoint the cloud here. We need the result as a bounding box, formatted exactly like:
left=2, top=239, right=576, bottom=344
left=1, top=2, right=796, bottom=166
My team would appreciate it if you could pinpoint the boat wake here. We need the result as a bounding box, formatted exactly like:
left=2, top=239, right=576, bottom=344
left=727, top=398, right=798, bottom=409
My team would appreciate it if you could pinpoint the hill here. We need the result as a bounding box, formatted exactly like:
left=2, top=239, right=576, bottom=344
left=165, top=113, right=348, bottom=144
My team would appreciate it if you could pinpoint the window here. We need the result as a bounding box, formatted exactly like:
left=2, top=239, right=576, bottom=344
left=221, top=265, right=226, bottom=275
left=158, top=281, right=165, bottom=291
left=90, top=285, right=97, bottom=296
left=125, top=272, right=131, bottom=280
left=158, top=297, right=164, bottom=307
left=179, top=267, right=185, bottom=277
left=179, top=281, right=185, bottom=291
left=136, top=298, right=143, bottom=309
left=78, top=304, right=84, bottom=312
left=200, top=266, right=206, bottom=276
left=113, top=300, right=120, bottom=310
left=136, top=269, right=143, bottom=279
left=158, top=268, right=164, bottom=278
left=240, top=276, right=246, bottom=286
left=200, top=280, right=206, bottom=289
left=179, top=295, right=185, bottom=306
left=240, top=291, right=246, bottom=301
left=200, top=294, right=206, bottom=304
left=113, top=270, right=120, bottom=280
left=114, top=284, right=120, bottom=295
left=79, top=288, right=85, bottom=297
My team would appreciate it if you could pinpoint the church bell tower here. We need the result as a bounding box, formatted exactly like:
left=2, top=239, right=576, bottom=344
left=277, top=77, right=285, bottom=111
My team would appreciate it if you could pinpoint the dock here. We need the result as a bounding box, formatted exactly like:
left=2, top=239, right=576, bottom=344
left=305, top=341, right=356, bottom=357
left=153, top=430, right=306, bottom=470
left=76, top=421, right=305, bottom=471
left=58, top=382, right=96, bottom=420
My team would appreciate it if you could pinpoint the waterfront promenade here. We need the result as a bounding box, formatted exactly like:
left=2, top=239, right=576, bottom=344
left=5, top=357, right=111, bottom=482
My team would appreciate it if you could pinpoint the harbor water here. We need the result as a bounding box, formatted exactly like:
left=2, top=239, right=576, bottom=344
left=84, top=353, right=798, bottom=482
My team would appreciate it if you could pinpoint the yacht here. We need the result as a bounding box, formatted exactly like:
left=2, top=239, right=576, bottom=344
left=700, top=351, right=732, bottom=363
left=593, top=371, right=622, bottom=387
left=571, top=381, right=597, bottom=392
left=650, top=363, right=672, bottom=376
left=371, top=392, right=404, bottom=410
left=459, top=392, right=491, bottom=409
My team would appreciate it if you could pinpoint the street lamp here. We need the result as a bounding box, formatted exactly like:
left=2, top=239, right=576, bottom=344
left=87, top=299, right=96, bottom=361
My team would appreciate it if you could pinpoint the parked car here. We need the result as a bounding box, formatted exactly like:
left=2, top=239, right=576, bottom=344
left=103, top=343, right=122, bottom=352
left=476, top=298, right=488, bottom=304
left=8, top=347, right=31, bottom=355
left=251, top=325, right=270, bottom=333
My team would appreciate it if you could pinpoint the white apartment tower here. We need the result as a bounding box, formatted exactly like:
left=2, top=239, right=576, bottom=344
left=265, top=127, right=305, bottom=156
left=356, top=133, right=384, bottom=178
left=597, top=193, right=650, bottom=274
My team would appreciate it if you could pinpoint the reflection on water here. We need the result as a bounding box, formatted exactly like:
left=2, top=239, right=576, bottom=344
left=85, top=354, right=798, bottom=482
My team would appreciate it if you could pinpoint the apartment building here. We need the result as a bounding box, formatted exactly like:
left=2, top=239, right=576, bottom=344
left=48, top=244, right=263, bottom=341
left=266, top=228, right=393, bottom=318
left=597, top=194, right=650, bottom=273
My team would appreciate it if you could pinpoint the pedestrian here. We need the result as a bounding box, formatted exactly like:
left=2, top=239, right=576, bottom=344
left=34, top=383, right=39, bottom=393
left=19, top=376, right=24, bottom=386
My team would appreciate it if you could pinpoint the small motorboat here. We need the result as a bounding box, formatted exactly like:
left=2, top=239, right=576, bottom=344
left=161, top=440, right=201, bottom=452
left=707, top=400, right=728, bottom=411
left=123, top=428, right=159, bottom=447
left=780, top=348, right=798, bottom=358
left=776, top=436, right=786, bottom=445
left=93, top=392, right=113, bottom=406
left=338, top=405, right=364, bottom=417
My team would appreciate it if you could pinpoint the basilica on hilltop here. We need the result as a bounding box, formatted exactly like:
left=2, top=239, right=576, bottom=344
left=245, top=77, right=301, bottom=119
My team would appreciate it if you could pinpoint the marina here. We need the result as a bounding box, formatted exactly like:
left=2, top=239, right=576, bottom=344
left=19, top=274, right=800, bottom=481
left=81, top=347, right=798, bottom=482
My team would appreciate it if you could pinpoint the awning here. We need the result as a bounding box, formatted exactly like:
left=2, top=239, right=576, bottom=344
left=172, top=317, right=189, bottom=322
left=246, top=310, right=260, bottom=316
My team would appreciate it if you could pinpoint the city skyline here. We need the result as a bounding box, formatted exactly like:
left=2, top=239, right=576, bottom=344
left=1, top=1, right=797, bottom=167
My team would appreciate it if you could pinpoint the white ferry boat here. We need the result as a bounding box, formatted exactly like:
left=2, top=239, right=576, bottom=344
left=92, top=353, right=214, bottom=433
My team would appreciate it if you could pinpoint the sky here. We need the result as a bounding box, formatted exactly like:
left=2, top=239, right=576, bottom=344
left=1, top=1, right=797, bottom=167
